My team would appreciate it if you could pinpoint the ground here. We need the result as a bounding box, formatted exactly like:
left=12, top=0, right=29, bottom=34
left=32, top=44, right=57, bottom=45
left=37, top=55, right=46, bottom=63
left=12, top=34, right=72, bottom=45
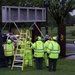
left=0, top=59, right=75, bottom=75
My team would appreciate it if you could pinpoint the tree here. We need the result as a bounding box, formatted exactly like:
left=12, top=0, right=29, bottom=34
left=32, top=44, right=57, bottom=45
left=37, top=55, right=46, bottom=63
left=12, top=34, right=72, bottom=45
left=48, top=0, right=75, bottom=24
left=28, top=0, right=75, bottom=57
left=1, top=0, right=75, bottom=57
left=47, top=0, right=75, bottom=57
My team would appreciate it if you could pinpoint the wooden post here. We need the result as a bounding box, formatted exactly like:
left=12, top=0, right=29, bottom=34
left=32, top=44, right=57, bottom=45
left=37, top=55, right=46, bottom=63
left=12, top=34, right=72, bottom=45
left=0, top=23, right=6, bottom=67
left=58, top=24, right=66, bottom=57
left=32, top=22, right=41, bottom=42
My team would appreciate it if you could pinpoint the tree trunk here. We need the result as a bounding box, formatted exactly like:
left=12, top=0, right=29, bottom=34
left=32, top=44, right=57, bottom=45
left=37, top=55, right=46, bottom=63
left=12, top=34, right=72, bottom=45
left=0, top=22, right=6, bottom=67
left=45, top=6, right=48, bottom=35
left=32, top=22, right=41, bottom=42
left=0, top=1, right=6, bottom=67
left=58, top=24, right=66, bottom=57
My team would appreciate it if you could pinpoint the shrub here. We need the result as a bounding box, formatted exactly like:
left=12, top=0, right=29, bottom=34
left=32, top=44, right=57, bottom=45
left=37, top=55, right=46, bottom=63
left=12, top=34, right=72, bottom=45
left=70, top=30, right=75, bottom=36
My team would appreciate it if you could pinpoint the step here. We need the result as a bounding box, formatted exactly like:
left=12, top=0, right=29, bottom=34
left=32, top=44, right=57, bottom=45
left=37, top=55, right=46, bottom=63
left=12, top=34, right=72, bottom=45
left=20, top=33, right=26, bottom=34
left=17, top=49, right=25, bottom=50
left=19, top=38, right=26, bottom=40
left=18, top=44, right=25, bottom=46
left=13, top=65, right=22, bottom=68
left=15, top=54, right=24, bottom=56
left=14, top=60, right=23, bottom=62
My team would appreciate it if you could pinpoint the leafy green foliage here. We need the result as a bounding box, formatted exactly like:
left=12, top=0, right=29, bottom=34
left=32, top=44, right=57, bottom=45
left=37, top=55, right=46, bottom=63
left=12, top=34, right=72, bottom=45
left=48, top=0, right=75, bottom=25
left=0, top=0, right=75, bottom=28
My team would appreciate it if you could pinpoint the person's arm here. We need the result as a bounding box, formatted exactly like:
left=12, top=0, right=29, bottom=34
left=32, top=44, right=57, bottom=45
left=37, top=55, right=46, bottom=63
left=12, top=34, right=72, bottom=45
left=47, top=43, right=52, bottom=54
left=58, top=44, right=60, bottom=54
left=31, top=43, right=35, bottom=49
left=4, top=44, right=6, bottom=50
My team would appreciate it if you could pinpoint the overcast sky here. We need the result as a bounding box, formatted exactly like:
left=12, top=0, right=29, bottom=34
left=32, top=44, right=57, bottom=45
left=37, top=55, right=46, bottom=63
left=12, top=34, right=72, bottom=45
left=69, top=10, right=75, bottom=16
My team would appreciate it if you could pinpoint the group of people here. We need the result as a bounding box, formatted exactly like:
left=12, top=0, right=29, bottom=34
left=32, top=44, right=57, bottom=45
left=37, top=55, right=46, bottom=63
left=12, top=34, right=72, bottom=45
left=3, top=35, right=60, bottom=72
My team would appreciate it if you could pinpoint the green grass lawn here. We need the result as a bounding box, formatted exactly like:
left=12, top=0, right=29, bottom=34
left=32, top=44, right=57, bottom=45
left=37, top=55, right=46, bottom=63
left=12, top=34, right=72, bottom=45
left=3, top=26, right=75, bottom=39
left=41, top=26, right=75, bottom=44
left=41, top=26, right=75, bottom=39
left=0, top=59, right=75, bottom=75
left=1, top=26, right=75, bottom=75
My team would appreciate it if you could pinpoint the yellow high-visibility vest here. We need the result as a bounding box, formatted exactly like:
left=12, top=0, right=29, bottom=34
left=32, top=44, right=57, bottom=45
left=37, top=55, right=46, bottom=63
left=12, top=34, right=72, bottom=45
left=4, top=44, right=14, bottom=56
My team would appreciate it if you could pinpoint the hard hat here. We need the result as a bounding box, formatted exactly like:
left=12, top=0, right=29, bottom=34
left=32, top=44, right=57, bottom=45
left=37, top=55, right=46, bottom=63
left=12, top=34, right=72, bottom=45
left=27, top=37, right=32, bottom=41
left=48, top=36, right=52, bottom=40
left=7, top=39, right=11, bottom=43
left=37, top=36, right=42, bottom=41
left=29, top=37, right=32, bottom=41
left=44, top=35, right=49, bottom=40
left=52, top=37, right=57, bottom=40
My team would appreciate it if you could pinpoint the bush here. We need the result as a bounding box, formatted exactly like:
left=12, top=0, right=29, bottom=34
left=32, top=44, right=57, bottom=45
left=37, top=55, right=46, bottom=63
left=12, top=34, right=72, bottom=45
left=70, top=30, right=75, bottom=36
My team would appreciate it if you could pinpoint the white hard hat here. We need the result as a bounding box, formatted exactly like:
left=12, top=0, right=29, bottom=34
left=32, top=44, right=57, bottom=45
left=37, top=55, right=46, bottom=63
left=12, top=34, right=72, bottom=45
left=44, top=35, right=49, bottom=39
left=53, top=36, right=57, bottom=40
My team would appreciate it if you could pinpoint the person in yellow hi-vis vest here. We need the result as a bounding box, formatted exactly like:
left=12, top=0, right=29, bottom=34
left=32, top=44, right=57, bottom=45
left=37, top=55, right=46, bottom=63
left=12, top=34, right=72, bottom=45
left=25, top=37, right=32, bottom=66
left=31, top=36, right=44, bottom=70
left=47, top=37, right=60, bottom=72
left=4, top=39, right=14, bottom=67
left=18, top=39, right=24, bottom=55
left=44, top=36, right=52, bottom=68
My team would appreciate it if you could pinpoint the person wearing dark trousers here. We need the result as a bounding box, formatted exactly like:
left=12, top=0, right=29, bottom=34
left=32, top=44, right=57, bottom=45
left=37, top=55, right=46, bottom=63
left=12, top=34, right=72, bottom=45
left=44, top=35, right=52, bottom=68
left=35, top=58, right=43, bottom=69
left=31, top=36, right=44, bottom=70
left=4, top=39, right=14, bottom=67
left=49, top=58, right=57, bottom=71
left=47, top=36, right=60, bottom=72
left=5, top=56, right=14, bottom=67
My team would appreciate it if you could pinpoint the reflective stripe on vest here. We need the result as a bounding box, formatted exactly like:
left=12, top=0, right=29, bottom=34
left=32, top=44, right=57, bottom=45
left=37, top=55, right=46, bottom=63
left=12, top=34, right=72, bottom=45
left=26, top=44, right=31, bottom=50
left=34, top=41, right=44, bottom=54
left=48, top=42, right=59, bottom=54
left=4, top=44, right=14, bottom=56
left=34, top=50, right=44, bottom=53
left=35, top=42, right=44, bottom=50
left=50, top=51, right=59, bottom=54
left=5, top=50, right=14, bottom=56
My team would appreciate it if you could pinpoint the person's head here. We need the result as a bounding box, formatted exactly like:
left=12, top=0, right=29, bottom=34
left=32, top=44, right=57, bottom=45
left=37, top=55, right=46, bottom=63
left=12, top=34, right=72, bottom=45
left=7, top=39, right=11, bottom=44
left=44, top=35, right=49, bottom=41
left=29, top=37, right=32, bottom=41
left=48, top=36, right=52, bottom=40
left=27, top=37, right=32, bottom=41
left=52, top=36, right=57, bottom=41
left=37, top=36, right=42, bottom=41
